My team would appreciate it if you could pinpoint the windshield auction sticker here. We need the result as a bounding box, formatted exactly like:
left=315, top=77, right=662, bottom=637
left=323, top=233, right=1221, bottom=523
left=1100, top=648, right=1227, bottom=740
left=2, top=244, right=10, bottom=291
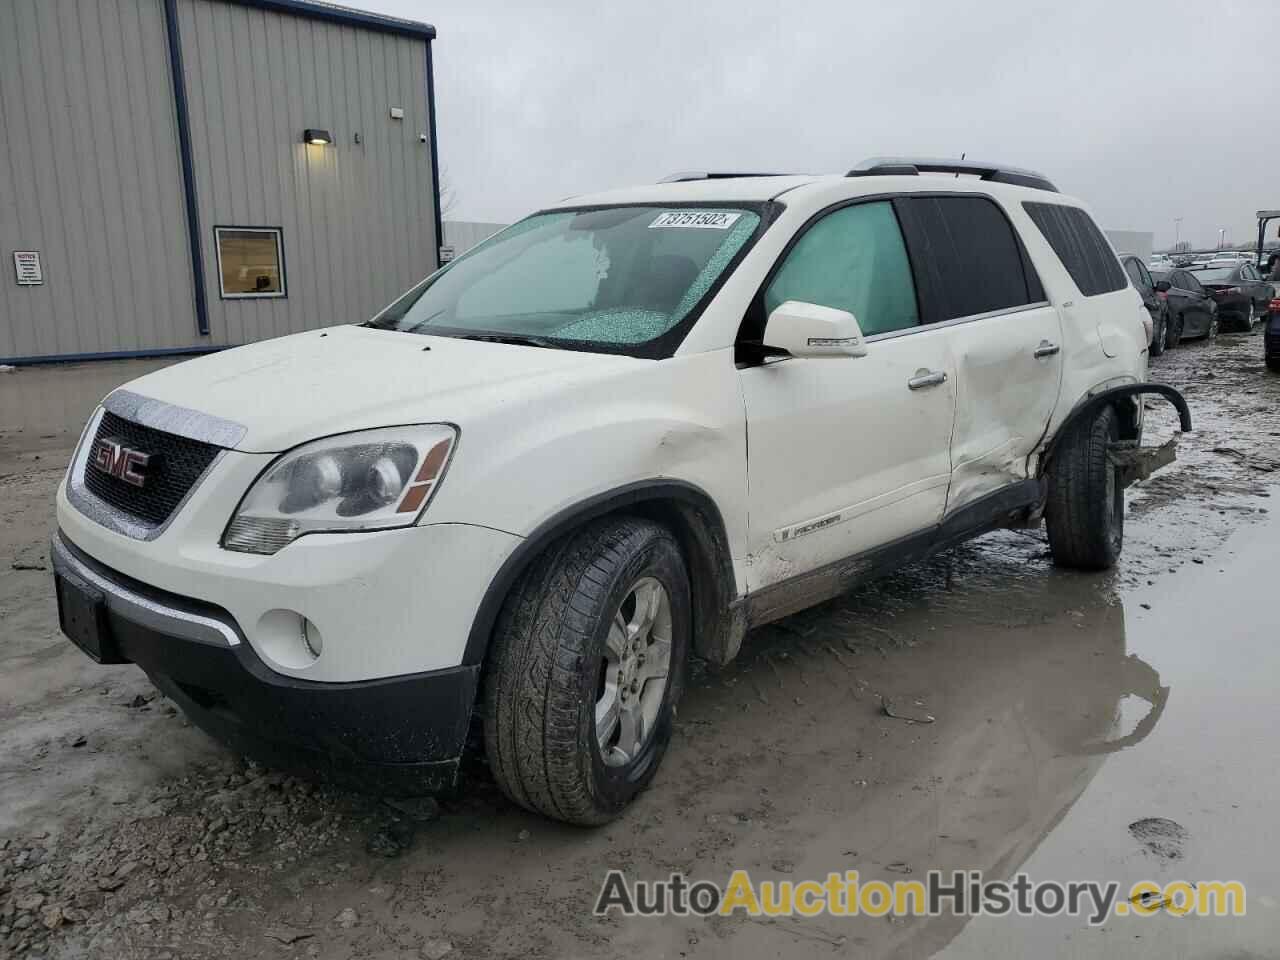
left=649, top=211, right=742, bottom=229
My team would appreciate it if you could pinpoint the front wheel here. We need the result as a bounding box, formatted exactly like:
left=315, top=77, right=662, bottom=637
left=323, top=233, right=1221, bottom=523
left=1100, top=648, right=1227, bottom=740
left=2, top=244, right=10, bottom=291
left=482, top=516, right=690, bottom=825
left=1166, top=313, right=1184, bottom=349
left=1045, top=405, right=1124, bottom=571
left=1242, top=302, right=1256, bottom=332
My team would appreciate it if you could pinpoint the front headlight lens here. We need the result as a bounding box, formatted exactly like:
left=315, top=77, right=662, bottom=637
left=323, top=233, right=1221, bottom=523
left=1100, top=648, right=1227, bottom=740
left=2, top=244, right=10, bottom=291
left=222, top=425, right=457, bottom=555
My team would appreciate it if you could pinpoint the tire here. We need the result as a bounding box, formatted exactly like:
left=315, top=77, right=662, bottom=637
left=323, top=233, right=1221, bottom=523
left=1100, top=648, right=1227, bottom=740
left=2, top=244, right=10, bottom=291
left=1241, top=302, right=1256, bottom=333
left=482, top=516, right=690, bottom=825
left=1045, top=405, right=1124, bottom=571
left=1149, top=311, right=1165, bottom=357
left=1166, top=313, right=1184, bottom=349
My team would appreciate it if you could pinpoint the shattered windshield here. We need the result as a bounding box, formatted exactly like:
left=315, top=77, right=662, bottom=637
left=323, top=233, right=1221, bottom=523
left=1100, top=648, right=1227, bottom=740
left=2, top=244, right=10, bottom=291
left=366, top=205, right=763, bottom=354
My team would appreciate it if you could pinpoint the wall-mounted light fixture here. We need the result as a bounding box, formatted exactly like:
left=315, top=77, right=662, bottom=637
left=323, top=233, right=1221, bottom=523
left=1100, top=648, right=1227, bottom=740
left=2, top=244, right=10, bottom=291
left=303, top=128, right=332, bottom=146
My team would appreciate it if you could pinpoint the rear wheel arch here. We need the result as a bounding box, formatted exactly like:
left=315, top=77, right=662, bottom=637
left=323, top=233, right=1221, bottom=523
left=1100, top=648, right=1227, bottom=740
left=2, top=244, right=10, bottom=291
left=464, top=481, right=742, bottom=672
left=1040, top=383, right=1191, bottom=478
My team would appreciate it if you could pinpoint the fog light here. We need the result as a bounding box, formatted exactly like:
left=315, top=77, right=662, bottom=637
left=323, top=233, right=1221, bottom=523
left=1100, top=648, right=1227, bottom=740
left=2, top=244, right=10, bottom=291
left=256, top=610, right=322, bottom=669
left=303, top=618, right=323, bottom=658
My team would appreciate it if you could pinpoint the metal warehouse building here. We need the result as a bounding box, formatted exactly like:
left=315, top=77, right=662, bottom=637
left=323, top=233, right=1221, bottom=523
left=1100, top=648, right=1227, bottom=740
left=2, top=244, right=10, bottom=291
left=0, top=0, right=441, bottom=364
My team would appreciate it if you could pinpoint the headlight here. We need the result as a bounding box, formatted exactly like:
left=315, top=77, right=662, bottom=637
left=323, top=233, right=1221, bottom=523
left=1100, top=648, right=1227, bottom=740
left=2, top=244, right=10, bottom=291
left=222, top=425, right=457, bottom=555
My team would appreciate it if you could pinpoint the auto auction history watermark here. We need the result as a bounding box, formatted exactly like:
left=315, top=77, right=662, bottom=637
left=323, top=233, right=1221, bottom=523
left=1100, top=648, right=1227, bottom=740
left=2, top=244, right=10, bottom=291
left=594, top=868, right=1246, bottom=925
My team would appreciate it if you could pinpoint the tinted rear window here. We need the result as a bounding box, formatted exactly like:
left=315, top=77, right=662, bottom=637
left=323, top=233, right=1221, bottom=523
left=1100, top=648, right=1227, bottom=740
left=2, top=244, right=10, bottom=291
left=1022, top=202, right=1128, bottom=297
left=894, top=195, right=1045, bottom=322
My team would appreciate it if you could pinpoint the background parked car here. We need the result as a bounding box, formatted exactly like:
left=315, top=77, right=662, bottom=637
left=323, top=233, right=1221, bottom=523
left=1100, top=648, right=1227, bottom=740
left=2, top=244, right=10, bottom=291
left=1188, top=262, right=1274, bottom=330
left=1123, top=255, right=1169, bottom=355
left=1266, top=296, right=1280, bottom=373
left=1151, top=268, right=1219, bottom=344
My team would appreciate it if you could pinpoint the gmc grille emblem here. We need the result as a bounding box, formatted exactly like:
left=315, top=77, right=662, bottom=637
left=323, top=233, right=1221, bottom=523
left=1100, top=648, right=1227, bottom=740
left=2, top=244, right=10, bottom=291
left=91, top=438, right=152, bottom=488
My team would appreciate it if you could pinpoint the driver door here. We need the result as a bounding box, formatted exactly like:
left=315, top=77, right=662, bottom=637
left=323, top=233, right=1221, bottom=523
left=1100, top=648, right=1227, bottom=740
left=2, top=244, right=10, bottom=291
left=737, top=200, right=956, bottom=593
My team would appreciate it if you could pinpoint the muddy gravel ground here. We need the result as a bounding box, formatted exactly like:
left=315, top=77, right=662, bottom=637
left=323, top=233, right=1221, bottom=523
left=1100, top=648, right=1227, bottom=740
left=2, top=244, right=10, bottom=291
left=2, top=330, right=1279, bottom=959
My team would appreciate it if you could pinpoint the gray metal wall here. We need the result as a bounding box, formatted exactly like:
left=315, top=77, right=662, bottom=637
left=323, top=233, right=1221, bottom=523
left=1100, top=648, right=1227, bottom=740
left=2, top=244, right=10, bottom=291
left=0, top=0, right=438, bottom=362
left=1105, top=230, right=1154, bottom=262
left=0, top=0, right=194, bottom=360
left=177, top=0, right=437, bottom=345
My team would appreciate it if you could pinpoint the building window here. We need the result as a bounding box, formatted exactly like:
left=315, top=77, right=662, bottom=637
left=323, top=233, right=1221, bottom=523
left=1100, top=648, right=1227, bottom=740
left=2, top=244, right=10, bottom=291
left=214, top=226, right=286, bottom=299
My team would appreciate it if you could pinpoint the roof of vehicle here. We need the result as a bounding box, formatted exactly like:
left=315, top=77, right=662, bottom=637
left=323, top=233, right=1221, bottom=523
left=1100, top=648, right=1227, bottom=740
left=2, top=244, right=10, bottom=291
left=551, top=171, right=1080, bottom=210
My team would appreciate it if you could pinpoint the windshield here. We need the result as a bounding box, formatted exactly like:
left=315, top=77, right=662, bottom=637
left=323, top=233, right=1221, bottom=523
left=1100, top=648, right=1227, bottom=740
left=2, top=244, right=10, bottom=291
left=367, top=205, right=764, bottom=354
left=1191, top=267, right=1235, bottom=281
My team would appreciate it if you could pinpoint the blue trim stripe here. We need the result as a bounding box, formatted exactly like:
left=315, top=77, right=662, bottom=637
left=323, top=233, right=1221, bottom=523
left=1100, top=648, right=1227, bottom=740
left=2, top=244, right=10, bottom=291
left=162, top=0, right=210, bottom=337
left=426, top=40, right=444, bottom=270
left=1, top=346, right=226, bottom=367
left=219, top=0, right=436, bottom=39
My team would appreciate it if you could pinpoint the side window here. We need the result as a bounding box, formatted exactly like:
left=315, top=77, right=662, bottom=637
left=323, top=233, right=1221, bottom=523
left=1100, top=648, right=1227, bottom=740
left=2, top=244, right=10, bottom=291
left=1183, top=272, right=1203, bottom=294
left=1022, top=203, right=1128, bottom=297
left=934, top=197, right=1043, bottom=318
left=1136, top=261, right=1154, bottom=289
left=764, top=201, right=920, bottom=337
left=1243, top=265, right=1257, bottom=280
left=1124, top=259, right=1144, bottom=288
left=893, top=195, right=1045, bottom=323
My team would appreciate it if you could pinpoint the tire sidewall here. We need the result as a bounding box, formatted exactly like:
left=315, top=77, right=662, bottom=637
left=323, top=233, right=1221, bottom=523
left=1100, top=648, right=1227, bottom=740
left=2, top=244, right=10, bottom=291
left=578, top=533, right=690, bottom=813
left=1100, top=409, right=1123, bottom=561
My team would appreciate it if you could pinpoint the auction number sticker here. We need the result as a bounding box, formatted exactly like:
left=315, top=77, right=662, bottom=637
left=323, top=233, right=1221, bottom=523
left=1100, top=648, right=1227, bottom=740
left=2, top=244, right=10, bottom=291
left=649, top=211, right=741, bottom=229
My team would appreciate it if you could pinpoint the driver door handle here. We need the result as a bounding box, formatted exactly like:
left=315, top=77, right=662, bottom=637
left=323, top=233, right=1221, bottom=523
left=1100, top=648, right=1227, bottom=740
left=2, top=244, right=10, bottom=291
left=1033, top=340, right=1061, bottom=358
left=907, top=369, right=948, bottom=390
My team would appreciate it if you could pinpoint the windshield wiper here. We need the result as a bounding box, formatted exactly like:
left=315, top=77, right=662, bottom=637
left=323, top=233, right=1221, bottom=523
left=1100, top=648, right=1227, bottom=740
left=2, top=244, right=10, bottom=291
left=456, top=333, right=559, bottom=349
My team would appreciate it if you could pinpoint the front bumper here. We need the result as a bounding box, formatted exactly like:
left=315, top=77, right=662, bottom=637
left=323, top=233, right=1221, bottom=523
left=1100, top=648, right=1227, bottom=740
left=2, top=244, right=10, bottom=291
left=52, top=532, right=477, bottom=793
left=56, top=449, right=521, bottom=682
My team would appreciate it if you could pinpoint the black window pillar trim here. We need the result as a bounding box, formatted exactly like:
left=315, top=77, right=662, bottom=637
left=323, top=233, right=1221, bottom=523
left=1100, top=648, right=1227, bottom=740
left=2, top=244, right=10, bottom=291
left=162, top=0, right=209, bottom=337
left=426, top=39, right=444, bottom=271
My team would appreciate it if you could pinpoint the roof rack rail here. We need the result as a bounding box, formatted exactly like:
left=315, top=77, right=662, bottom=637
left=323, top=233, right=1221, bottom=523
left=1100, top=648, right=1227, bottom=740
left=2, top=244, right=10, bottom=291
left=847, top=157, right=1058, bottom=193
left=659, top=171, right=794, bottom=183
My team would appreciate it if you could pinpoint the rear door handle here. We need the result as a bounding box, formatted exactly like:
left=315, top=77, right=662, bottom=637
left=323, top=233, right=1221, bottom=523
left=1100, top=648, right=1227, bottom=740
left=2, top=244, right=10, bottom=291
left=907, top=369, right=948, bottom=390
left=1033, top=340, right=1061, bottom=358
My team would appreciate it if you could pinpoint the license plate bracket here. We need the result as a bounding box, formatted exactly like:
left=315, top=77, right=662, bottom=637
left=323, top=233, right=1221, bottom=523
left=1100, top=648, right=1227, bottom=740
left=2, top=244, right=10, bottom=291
left=55, top=572, right=127, bottom=664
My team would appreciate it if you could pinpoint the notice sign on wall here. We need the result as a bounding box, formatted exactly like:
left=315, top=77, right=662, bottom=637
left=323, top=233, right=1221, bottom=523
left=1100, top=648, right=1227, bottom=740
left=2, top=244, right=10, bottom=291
left=13, top=251, right=43, bottom=286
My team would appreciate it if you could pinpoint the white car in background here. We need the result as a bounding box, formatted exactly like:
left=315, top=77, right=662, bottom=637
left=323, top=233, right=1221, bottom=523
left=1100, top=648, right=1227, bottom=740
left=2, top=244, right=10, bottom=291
left=53, top=158, right=1190, bottom=824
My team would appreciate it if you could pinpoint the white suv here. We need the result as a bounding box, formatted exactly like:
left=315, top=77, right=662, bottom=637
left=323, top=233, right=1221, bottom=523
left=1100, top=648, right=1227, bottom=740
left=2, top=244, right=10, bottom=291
left=53, top=158, right=1190, bottom=824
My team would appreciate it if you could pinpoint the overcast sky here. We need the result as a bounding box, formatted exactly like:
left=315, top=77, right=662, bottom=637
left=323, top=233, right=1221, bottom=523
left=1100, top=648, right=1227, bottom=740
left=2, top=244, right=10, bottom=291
left=361, top=0, right=1273, bottom=250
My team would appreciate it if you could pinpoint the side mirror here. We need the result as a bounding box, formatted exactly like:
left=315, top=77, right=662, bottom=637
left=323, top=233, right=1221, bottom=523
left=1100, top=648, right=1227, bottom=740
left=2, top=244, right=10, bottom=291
left=762, top=301, right=869, bottom=359
left=1155, top=280, right=1171, bottom=293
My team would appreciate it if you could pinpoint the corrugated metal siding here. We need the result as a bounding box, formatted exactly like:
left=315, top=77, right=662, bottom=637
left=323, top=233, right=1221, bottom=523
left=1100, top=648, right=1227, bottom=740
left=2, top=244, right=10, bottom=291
left=177, top=0, right=437, bottom=345
left=0, top=0, right=194, bottom=360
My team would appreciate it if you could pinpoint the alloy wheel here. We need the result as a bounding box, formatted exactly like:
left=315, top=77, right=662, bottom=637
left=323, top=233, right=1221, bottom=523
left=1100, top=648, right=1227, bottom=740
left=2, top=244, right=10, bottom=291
left=596, top=577, right=673, bottom=767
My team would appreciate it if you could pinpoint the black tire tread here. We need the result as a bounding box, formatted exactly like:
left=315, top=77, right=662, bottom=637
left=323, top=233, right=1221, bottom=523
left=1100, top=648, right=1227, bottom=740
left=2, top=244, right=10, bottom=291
left=482, top=516, right=682, bottom=825
left=1045, top=405, right=1122, bottom=571
left=1149, top=315, right=1165, bottom=357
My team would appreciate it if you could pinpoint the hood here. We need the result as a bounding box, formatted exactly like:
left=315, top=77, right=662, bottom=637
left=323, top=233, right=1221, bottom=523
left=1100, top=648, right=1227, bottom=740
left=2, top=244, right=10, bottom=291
left=110, top=326, right=639, bottom=451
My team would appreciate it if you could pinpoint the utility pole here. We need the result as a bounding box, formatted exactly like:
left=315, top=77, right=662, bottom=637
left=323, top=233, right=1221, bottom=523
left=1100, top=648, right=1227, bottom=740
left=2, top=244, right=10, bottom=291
left=1174, top=218, right=1183, bottom=250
